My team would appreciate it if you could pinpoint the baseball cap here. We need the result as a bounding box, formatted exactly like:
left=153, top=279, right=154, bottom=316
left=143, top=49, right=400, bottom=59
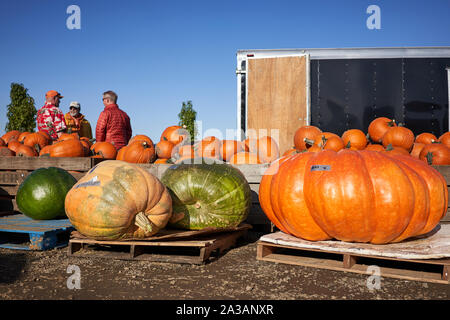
left=46, top=90, right=63, bottom=98
left=70, top=101, right=81, bottom=109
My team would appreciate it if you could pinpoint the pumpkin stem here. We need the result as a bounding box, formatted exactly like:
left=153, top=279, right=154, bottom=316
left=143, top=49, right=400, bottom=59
left=345, top=141, right=351, bottom=149
left=389, top=119, right=396, bottom=127
left=426, top=152, right=434, bottom=165
left=303, top=138, right=315, bottom=146
left=386, top=144, right=394, bottom=151
left=134, top=212, right=153, bottom=234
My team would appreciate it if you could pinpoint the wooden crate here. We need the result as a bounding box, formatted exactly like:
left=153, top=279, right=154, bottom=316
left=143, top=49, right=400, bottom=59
left=68, top=224, right=251, bottom=264
left=0, top=157, right=105, bottom=213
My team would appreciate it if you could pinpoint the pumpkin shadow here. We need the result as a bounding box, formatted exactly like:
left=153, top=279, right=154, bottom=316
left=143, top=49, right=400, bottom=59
left=0, top=252, right=27, bottom=284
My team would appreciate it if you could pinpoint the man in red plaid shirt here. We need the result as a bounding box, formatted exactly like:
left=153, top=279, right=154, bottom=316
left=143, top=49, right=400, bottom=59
left=36, top=90, right=67, bottom=141
left=96, top=90, right=132, bottom=150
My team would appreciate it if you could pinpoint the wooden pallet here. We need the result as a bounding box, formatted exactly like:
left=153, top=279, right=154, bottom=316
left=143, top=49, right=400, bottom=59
left=0, top=214, right=74, bottom=250
left=256, top=240, right=450, bottom=284
left=68, top=226, right=250, bottom=264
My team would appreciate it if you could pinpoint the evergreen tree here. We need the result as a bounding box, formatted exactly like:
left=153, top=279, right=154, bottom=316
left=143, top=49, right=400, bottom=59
left=178, top=100, right=197, bottom=143
left=5, top=83, right=37, bottom=132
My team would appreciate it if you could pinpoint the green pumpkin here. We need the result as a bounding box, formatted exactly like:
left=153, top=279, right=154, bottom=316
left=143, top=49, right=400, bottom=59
left=161, top=160, right=251, bottom=230
left=16, top=167, right=77, bottom=220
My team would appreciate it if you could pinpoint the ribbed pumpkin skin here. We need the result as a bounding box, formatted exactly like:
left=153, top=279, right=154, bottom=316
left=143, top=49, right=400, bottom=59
left=65, top=160, right=172, bottom=240
left=260, top=149, right=447, bottom=244
left=161, top=161, right=251, bottom=230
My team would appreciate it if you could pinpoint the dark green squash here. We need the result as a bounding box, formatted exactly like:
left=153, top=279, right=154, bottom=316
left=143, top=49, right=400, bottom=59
left=161, top=160, right=251, bottom=230
left=16, top=167, right=77, bottom=220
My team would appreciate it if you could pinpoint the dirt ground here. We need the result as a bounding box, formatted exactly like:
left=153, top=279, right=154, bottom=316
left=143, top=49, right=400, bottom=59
left=0, top=230, right=449, bottom=302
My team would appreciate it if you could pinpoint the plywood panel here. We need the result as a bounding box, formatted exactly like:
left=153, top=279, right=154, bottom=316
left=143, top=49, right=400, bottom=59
left=247, top=56, right=308, bottom=155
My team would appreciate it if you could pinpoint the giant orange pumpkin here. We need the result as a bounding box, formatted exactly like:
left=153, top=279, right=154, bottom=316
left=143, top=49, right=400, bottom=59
left=65, top=160, right=172, bottom=240
left=259, top=150, right=448, bottom=244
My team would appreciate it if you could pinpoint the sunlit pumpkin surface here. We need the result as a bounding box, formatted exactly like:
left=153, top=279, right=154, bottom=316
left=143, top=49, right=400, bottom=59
left=260, top=149, right=448, bottom=244
left=65, top=160, right=172, bottom=240
left=161, top=160, right=251, bottom=230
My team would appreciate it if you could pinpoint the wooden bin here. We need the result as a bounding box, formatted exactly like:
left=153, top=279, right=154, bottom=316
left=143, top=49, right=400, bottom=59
left=0, top=157, right=105, bottom=214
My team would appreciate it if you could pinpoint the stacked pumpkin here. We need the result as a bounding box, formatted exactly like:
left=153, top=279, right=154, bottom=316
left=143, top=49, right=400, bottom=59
left=1, top=130, right=52, bottom=157
left=0, top=130, right=118, bottom=159
left=285, top=117, right=450, bottom=166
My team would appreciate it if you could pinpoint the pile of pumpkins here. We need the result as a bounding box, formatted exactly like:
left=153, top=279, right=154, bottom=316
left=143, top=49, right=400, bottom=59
left=0, top=126, right=280, bottom=165
left=0, top=130, right=118, bottom=159
left=116, top=125, right=280, bottom=165
left=286, top=117, right=450, bottom=165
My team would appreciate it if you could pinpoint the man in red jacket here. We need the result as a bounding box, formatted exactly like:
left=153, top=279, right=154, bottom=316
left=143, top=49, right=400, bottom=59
left=95, top=90, right=132, bottom=150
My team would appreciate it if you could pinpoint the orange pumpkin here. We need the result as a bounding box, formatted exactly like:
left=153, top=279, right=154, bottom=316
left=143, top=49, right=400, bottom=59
left=368, top=117, right=396, bottom=143
left=156, top=140, right=175, bottom=159
left=410, top=142, right=425, bottom=159
left=1, top=130, right=21, bottom=144
left=228, top=151, right=262, bottom=164
left=154, top=158, right=170, bottom=164
left=195, top=137, right=221, bottom=159
left=438, top=132, right=450, bottom=149
left=39, top=145, right=53, bottom=157
left=383, top=144, right=411, bottom=156
left=128, top=134, right=153, bottom=145
left=176, top=144, right=195, bottom=158
left=23, top=132, right=49, bottom=152
left=18, top=132, right=31, bottom=143
left=293, top=126, right=322, bottom=151
left=220, top=140, right=244, bottom=162
left=119, top=141, right=156, bottom=163
left=248, top=136, right=279, bottom=163
left=341, top=129, right=368, bottom=150
left=91, top=142, right=118, bottom=160
left=322, top=136, right=345, bottom=152
left=15, top=144, right=38, bottom=157
left=160, top=125, right=188, bottom=145
left=7, top=140, right=22, bottom=154
left=381, top=126, right=415, bottom=152
left=364, top=144, right=385, bottom=152
left=50, top=139, right=85, bottom=157
left=260, top=150, right=448, bottom=244
left=415, top=132, right=437, bottom=145
left=282, top=147, right=301, bottom=157
left=419, top=143, right=450, bottom=165
left=65, top=160, right=173, bottom=240
left=58, top=132, right=79, bottom=141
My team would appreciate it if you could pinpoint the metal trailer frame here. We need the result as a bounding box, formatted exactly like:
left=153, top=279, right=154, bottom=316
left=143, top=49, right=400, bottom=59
left=236, top=47, right=450, bottom=140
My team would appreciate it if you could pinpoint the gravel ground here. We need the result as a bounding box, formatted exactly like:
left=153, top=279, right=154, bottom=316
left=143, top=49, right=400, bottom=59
left=0, top=231, right=449, bottom=301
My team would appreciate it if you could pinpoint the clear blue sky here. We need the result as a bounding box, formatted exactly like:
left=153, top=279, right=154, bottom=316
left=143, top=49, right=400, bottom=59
left=1, top=0, right=449, bottom=142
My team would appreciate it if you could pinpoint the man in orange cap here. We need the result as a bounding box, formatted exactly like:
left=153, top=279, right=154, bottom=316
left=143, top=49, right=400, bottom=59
left=36, top=90, right=67, bottom=141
